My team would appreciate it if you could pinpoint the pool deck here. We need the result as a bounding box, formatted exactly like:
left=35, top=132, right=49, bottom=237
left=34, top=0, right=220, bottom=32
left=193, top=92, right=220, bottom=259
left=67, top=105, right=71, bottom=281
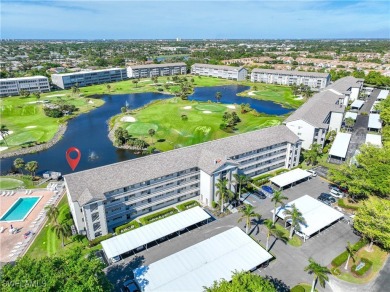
left=0, top=189, right=61, bottom=263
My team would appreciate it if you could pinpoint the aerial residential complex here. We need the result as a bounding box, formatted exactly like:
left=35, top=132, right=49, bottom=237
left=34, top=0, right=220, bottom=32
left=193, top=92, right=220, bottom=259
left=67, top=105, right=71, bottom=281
left=64, top=125, right=301, bottom=240
left=251, top=69, right=331, bottom=90
left=127, top=62, right=187, bottom=78
left=284, top=76, right=364, bottom=149
left=51, top=68, right=127, bottom=89
left=191, top=63, right=248, bottom=81
left=0, top=76, right=50, bottom=97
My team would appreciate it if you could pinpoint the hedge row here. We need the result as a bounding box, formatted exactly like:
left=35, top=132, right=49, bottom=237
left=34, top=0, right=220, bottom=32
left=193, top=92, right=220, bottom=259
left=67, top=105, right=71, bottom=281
left=352, top=258, right=373, bottom=276
left=176, top=200, right=200, bottom=212
left=338, top=199, right=359, bottom=210
left=331, top=238, right=368, bottom=267
left=139, top=207, right=178, bottom=225
left=115, top=220, right=140, bottom=234
left=89, top=233, right=113, bottom=247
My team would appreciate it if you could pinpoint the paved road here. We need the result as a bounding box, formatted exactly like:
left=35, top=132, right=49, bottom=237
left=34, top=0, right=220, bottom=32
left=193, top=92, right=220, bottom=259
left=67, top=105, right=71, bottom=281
left=105, top=178, right=365, bottom=291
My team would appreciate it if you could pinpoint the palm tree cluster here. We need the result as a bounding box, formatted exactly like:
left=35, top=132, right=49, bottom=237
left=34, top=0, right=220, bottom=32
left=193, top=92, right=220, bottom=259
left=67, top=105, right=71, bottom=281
left=45, top=205, right=72, bottom=248
left=13, top=158, right=39, bottom=179
left=215, top=178, right=234, bottom=213
left=114, top=127, right=148, bottom=149
left=291, top=83, right=314, bottom=99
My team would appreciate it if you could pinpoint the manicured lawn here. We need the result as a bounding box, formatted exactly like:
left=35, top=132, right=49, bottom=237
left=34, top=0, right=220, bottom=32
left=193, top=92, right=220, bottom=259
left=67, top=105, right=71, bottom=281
left=0, top=177, right=24, bottom=189
left=275, top=223, right=303, bottom=247
left=114, top=98, right=284, bottom=151
left=336, top=245, right=388, bottom=284
left=0, top=175, right=45, bottom=189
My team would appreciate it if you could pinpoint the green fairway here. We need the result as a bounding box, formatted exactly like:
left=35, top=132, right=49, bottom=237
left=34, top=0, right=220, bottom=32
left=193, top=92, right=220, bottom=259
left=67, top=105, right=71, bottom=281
left=114, top=98, right=284, bottom=151
left=0, top=177, right=24, bottom=189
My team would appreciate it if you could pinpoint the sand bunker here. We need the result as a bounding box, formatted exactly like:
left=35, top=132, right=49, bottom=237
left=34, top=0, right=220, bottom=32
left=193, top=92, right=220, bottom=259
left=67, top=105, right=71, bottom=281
left=120, top=116, right=137, bottom=122
left=0, top=130, right=13, bottom=140
left=0, top=146, right=8, bottom=152
left=183, top=106, right=192, bottom=110
left=295, top=96, right=304, bottom=100
left=248, top=91, right=256, bottom=96
left=88, top=100, right=94, bottom=104
left=226, top=105, right=236, bottom=109
left=25, top=126, right=37, bottom=129
left=46, top=94, right=66, bottom=97
left=203, top=111, right=212, bottom=114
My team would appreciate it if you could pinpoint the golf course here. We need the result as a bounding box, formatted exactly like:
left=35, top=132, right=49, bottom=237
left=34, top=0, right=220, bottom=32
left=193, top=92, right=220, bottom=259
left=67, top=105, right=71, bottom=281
left=112, top=98, right=284, bottom=151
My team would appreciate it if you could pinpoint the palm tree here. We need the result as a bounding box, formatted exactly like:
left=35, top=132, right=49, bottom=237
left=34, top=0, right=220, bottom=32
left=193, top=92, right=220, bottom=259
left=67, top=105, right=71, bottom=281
left=238, top=205, right=260, bottom=234
left=304, top=258, right=331, bottom=292
left=13, top=158, right=25, bottom=174
left=71, top=84, right=80, bottom=96
left=132, top=79, right=139, bottom=88
left=34, top=92, right=41, bottom=101
left=264, top=219, right=288, bottom=251
left=215, top=91, right=222, bottom=103
left=0, top=124, right=9, bottom=146
left=345, top=117, right=355, bottom=132
left=233, top=174, right=249, bottom=201
left=106, top=84, right=111, bottom=92
left=283, top=204, right=306, bottom=239
left=215, top=178, right=229, bottom=213
left=271, top=190, right=288, bottom=224
left=148, top=128, right=156, bottom=144
left=25, top=161, right=39, bottom=178
left=52, top=222, right=71, bottom=247
left=344, top=241, right=356, bottom=270
left=45, top=205, right=59, bottom=224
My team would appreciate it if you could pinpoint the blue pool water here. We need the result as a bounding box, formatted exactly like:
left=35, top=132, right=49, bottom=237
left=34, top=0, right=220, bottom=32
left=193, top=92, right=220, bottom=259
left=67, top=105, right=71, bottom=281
left=0, top=197, right=40, bottom=221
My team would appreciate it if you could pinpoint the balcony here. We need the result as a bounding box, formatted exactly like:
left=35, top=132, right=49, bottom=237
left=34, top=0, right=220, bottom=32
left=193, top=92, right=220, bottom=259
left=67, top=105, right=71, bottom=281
left=233, top=146, right=287, bottom=163
left=237, top=151, right=287, bottom=168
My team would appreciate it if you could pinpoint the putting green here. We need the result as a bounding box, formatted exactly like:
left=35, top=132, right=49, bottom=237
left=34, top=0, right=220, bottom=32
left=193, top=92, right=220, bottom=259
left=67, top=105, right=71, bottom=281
left=193, top=104, right=226, bottom=112
left=6, top=130, right=45, bottom=146
left=0, top=178, right=24, bottom=190
left=126, top=123, right=158, bottom=135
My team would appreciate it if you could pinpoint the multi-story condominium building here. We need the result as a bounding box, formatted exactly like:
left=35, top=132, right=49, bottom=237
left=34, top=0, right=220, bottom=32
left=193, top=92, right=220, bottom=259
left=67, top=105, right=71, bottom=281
left=64, top=125, right=301, bottom=240
left=191, top=64, right=248, bottom=81
left=284, top=76, right=363, bottom=150
left=251, top=69, right=331, bottom=90
left=51, top=68, right=127, bottom=89
left=127, top=63, right=187, bottom=78
left=0, top=76, right=50, bottom=97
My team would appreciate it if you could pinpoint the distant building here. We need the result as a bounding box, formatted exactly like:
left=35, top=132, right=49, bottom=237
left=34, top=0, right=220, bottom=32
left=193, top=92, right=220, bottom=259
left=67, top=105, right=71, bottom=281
left=191, top=64, right=248, bottom=81
left=127, top=63, right=187, bottom=78
left=51, top=68, right=127, bottom=89
left=251, top=69, right=330, bottom=90
left=0, top=76, right=50, bottom=97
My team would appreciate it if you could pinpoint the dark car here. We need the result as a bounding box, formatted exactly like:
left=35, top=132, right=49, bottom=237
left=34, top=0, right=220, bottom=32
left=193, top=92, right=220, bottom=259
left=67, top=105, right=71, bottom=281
left=317, top=193, right=336, bottom=205
left=261, top=185, right=274, bottom=194
left=122, top=280, right=141, bottom=292
left=253, top=190, right=267, bottom=199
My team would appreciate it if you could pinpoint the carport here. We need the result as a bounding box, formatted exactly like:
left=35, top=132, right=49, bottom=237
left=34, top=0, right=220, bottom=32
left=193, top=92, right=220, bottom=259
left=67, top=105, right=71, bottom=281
left=365, top=133, right=382, bottom=147
left=368, top=114, right=382, bottom=131
left=344, top=112, right=357, bottom=121
left=101, top=206, right=210, bottom=261
left=329, top=132, right=351, bottom=161
left=350, top=100, right=364, bottom=110
left=133, top=227, right=273, bottom=291
left=272, top=195, right=344, bottom=241
left=377, top=89, right=389, bottom=101
left=270, top=168, right=311, bottom=189
left=370, top=101, right=380, bottom=114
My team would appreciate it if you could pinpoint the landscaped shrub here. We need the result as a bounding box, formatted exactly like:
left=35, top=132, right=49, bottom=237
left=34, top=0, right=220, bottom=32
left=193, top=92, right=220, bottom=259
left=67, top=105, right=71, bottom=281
left=274, top=168, right=288, bottom=175
left=290, top=285, right=305, bottom=292
left=139, top=208, right=178, bottom=225
left=88, top=233, right=113, bottom=247
left=252, top=173, right=273, bottom=186
left=176, top=200, right=200, bottom=212
left=331, top=239, right=368, bottom=267
left=211, top=201, right=218, bottom=209
left=331, top=267, right=341, bottom=276
left=338, top=199, right=359, bottom=210
left=351, top=258, right=373, bottom=276
left=115, top=220, right=140, bottom=234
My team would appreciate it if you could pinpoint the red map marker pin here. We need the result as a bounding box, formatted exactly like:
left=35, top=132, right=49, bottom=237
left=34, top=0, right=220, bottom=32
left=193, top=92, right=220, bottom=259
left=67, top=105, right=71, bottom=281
left=66, top=147, right=81, bottom=171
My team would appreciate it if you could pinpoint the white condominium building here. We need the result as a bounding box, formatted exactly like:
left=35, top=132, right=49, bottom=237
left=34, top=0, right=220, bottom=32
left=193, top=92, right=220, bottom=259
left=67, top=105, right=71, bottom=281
left=64, top=125, right=301, bottom=240
left=0, top=76, right=50, bottom=97
left=51, top=68, right=127, bottom=89
left=127, top=63, right=187, bottom=78
left=251, top=69, right=331, bottom=90
left=284, top=76, right=363, bottom=150
left=191, top=64, right=248, bottom=81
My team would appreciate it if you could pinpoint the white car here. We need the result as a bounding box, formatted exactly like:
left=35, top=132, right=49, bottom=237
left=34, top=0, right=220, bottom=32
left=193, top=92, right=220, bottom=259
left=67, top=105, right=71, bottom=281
left=110, top=255, right=122, bottom=264
left=307, top=170, right=317, bottom=177
left=329, top=189, right=343, bottom=198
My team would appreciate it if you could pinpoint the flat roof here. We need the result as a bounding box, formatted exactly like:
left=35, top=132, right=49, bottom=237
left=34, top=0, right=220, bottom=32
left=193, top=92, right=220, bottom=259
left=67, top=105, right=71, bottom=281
left=370, top=101, right=380, bottom=113
left=350, top=99, right=364, bottom=109
left=272, top=195, right=344, bottom=237
left=51, top=68, right=125, bottom=77
left=0, top=76, right=48, bottom=81
left=192, top=63, right=245, bottom=71
left=251, top=68, right=329, bottom=78
left=270, top=168, right=311, bottom=188
left=377, top=90, right=389, bottom=100
left=128, top=62, right=186, bottom=69
left=368, top=113, right=382, bottom=129
left=101, top=206, right=210, bottom=259
left=365, top=133, right=382, bottom=147
left=329, top=132, right=351, bottom=159
left=344, top=112, right=358, bottom=121
left=133, top=227, right=272, bottom=292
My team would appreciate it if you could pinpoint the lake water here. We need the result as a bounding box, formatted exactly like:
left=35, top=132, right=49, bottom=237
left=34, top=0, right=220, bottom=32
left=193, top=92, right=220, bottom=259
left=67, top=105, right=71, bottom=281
left=0, top=85, right=292, bottom=175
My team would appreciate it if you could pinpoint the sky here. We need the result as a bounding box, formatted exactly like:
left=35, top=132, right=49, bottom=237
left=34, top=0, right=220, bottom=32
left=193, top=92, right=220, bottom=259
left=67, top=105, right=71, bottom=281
left=1, top=0, right=390, bottom=39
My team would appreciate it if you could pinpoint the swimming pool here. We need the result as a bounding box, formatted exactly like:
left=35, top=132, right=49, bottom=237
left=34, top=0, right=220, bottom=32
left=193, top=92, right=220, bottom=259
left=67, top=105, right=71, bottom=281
left=0, top=197, right=41, bottom=221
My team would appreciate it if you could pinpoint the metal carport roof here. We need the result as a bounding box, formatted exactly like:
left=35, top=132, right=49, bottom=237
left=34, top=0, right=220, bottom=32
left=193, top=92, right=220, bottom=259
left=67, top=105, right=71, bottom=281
left=329, top=132, right=351, bottom=159
left=269, top=168, right=311, bottom=188
left=368, top=114, right=382, bottom=130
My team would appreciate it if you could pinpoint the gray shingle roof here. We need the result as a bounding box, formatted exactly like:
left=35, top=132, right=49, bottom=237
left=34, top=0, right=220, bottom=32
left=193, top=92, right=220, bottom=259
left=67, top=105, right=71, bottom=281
left=128, top=63, right=186, bottom=69
left=284, top=90, right=345, bottom=128
left=191, top=63, right=246, bottom=72
left=251, top=69, right=330, bottom=78
left=64, top=125, right=298, bottom=205
left=326, top=76, right=364, bottom=94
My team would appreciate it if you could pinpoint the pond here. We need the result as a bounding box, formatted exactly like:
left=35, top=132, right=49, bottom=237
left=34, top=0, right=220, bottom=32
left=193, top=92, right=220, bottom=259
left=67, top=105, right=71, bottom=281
left=0, top=85, right=293, bottom=175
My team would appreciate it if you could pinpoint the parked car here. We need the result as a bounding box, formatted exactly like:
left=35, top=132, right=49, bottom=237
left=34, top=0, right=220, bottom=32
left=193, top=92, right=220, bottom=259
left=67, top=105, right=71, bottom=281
left=253, top=190, right=267, bottom=199
left=317, top=193, right=336, bottom=205
left=330, top=189, right=343, bottom=198
left=261, top=185, right=274, bottom=194
left=307, top=169, right=317, bottom=177
left=122, top=280, right=141, bottom=292
left=110, top=255, right=122, bottom=264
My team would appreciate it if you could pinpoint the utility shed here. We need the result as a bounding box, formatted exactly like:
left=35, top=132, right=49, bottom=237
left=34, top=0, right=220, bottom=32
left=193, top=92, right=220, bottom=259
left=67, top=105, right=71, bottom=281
left=133, top=227, right=272, bottom=292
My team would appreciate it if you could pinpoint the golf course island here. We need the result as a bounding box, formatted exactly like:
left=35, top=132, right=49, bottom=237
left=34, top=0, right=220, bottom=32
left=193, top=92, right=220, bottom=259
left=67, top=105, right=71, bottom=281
left=110, top=98, right=284, bottom=152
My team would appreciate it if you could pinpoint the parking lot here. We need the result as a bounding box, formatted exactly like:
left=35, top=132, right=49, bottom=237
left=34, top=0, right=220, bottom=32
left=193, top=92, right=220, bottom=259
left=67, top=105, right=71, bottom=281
left=105, top=177, right=359, bottom=291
